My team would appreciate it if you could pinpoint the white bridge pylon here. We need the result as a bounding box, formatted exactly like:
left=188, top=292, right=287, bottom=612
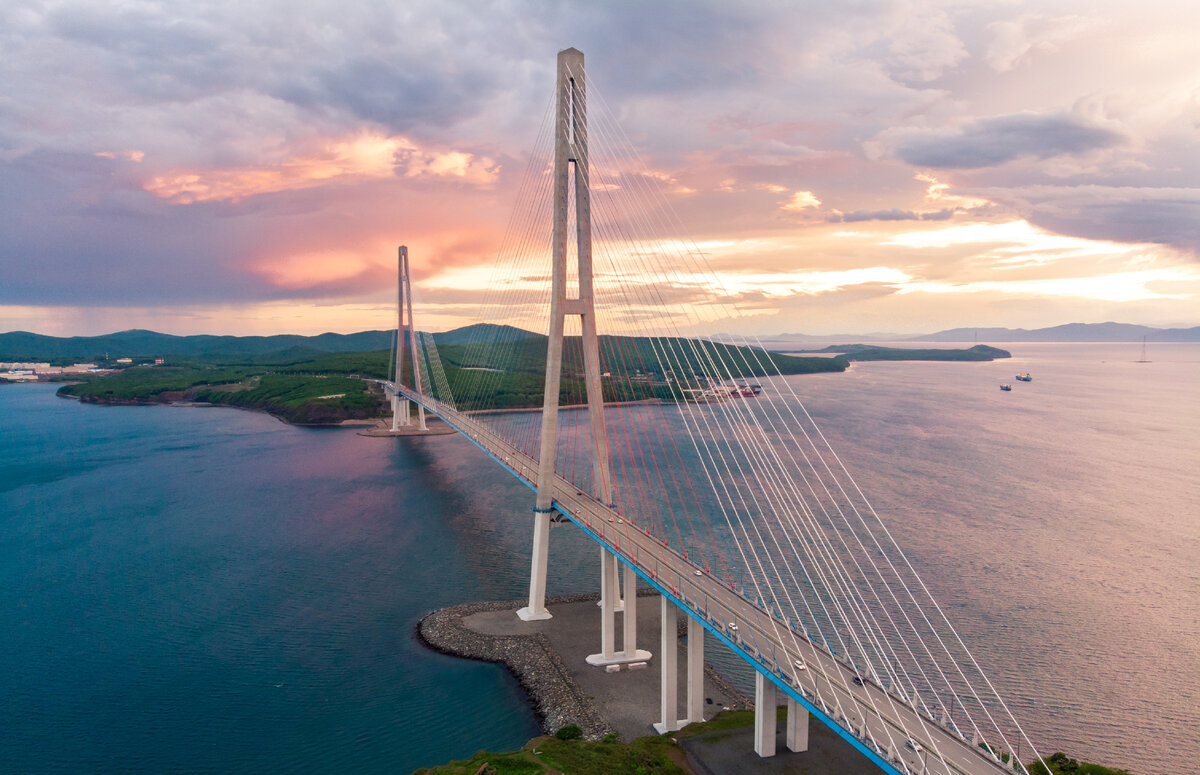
left=386, top=46, right=1043, bottom=775
left=514, top=47, right=652, bottom=670
left=389, top=245, right=426, bottom=432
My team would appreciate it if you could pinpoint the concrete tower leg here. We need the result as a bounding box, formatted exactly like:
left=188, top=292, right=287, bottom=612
left=786, top=696, right=809, bottom=752
left=517, top=509, right=553, bottom=621
left=755, top=673, right=778, bottom=757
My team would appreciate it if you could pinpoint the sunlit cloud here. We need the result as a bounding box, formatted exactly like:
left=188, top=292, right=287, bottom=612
left=885, top=219, right=1122, bottom=254
left=781, top=190, right=822, bottom=212
left=904, top=267, right=1199, bottom=303
left=143, top=132, right=499, bottom=204
left=714, top=267, right=912, bottom=297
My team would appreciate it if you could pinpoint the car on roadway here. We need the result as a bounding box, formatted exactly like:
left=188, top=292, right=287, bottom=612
left=906, top=738, right=923, bottom=753
left=793, top=659, right=807, bottom=671
left=852, top=676, right=864, bottom=686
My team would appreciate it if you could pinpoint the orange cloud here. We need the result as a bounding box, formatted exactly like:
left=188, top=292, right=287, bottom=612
left=143, top=131, right=499, bottom=204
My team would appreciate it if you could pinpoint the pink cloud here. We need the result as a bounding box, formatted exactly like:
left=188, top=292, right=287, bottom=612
left=143, top=132, right=499, bottom=204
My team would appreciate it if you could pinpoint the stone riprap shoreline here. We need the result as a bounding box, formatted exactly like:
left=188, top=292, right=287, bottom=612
left=417, top=591, right=751, bottom=743
left=417, top=593, right=613, bottom=739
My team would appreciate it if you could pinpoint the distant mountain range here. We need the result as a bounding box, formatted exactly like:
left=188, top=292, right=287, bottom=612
left=767, top=322, right=1200, bottom=343
left=907, top=322, right=1200, bottom=342
left=3, top=321, right=1198, bottom=361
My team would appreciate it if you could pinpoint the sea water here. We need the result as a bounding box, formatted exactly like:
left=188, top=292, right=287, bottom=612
left=1, top=342, right=1196, bottom=774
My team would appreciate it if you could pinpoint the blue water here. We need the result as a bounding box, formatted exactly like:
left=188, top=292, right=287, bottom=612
left=2, top=342, right=1197, bottom=774
left=0, top=384, right=598, bottom=773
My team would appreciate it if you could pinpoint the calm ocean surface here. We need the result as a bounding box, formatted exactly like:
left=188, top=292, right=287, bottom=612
left=1, top=343, right=1196, bottom=774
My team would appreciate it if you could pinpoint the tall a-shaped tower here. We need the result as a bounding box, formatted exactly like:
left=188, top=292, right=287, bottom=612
left=391, top=245, right=426, bottom=432
left=517, top=48, right=614, bottom=621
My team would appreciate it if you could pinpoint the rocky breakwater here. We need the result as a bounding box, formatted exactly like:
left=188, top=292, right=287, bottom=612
left=417, top=593, right=613, bottom=741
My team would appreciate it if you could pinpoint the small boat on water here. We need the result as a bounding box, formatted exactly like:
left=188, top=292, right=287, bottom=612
left=1000, top=384, right=1012, bottom=391
left=1015, top=373, right=1032, bottom=382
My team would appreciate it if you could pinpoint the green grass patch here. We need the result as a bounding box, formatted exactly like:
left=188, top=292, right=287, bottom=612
left=58, top=366, right=385, bottom=424
left=413, top=733, right=690, bottom=775
left=193, top=374, right=382, bottom=423
left=57, top=365, right=251, bottom=401
left=672, top=708, right=758, bottom=739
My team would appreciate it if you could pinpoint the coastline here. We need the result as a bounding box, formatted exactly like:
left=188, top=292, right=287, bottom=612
left=54, top=390, right=390, bottom=428
left=417, top=593, right=613, bottom=740
left=416, top=592, right=750, bottom=742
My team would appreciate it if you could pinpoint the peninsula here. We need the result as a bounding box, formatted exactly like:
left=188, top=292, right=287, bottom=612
left=9, top=325, right=1009, bottom=425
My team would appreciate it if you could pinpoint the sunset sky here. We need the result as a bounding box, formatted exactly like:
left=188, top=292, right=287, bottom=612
left=2, top=0, right=1198, bottom=337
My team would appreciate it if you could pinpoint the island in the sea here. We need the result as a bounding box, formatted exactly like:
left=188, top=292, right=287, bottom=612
left=0, top=325, right=1009, bottom=425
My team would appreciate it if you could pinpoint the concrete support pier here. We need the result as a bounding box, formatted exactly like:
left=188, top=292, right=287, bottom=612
left=587, top=552, right=651, bottom=666
left=787, top=696, right=809, bottom=752
left=687, top=616, right=705, bottom=723
left=755, top=672, right=778, bottom=757
left=653, top=595, right=706, bottom=733
left=623, top=563, right=638, bottom=655
left=597, top=552, right=624, bottom=611
left=654, top=595, right=682, bottom=734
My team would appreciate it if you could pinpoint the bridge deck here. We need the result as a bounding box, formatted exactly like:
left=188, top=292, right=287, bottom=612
left=396, top=385, right=1016, bottom=775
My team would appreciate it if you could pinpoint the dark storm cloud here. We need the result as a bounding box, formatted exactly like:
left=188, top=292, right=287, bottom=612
left=0, top=152, right=265, bottom=305
left=893, top=113, right=1123, bottom=169
left=977, top=186, right=1200, bottom=255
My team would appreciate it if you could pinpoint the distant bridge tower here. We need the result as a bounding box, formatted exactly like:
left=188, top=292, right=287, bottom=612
left=392, top=245, right=426, bottom=432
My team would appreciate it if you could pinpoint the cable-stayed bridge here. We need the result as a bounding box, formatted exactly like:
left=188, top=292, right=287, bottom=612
left=384, top=48, right=1045, bottom=775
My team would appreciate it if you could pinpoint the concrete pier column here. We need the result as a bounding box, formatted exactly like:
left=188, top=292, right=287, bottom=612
left=755, top=673, right=778, bottom=757
left=622, top=562, right=637, bottom=656
left=653, top=596, right=681, bottom=733
left=600, top=548, right=617, bottom=660
left=786, top=696, right=809, bottom=752
left=687, top=616, right=704, bottom=723
left=597, top=552, right=624, bottom=611
left=587, top=555, right=651, bottom=667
